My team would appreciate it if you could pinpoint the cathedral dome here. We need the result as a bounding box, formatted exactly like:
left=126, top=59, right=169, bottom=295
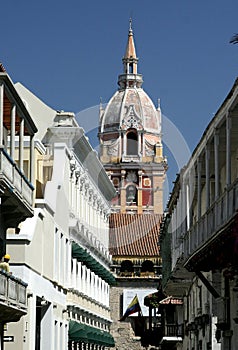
left=100, top=87, right=161, bottom=134
left=99, top=20, right=161, bottom=136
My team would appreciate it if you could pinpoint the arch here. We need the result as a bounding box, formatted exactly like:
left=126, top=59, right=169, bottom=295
left=127, top=130, right=138, bottom=155
left=141, top=260, right=154, bottom=273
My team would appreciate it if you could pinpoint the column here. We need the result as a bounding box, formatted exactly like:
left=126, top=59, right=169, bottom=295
left=10, top=104, right=16, bottom=160
left=123, top=132, right=127, bottom=156
left=205, top=146, right=210, bottom=210
left=181, top=179, right=186, bottom=233
left=19, top=117, right=24, bottom=172
left=86, top=268, right=90, bottom=296
left=138, top=131, right=141, bottom=155
left=120, top=170, right=126, bottom=213
left=119, top=133, right=122, bottom=159
left=197, top=158, right=201, bottom=219
left=82, top=265, right=86, bottom=294
left=186, top=182, right=190, bottom=230
left=226, top=114, right=231, bottom=187
left=214, top=130, right=220, bottom=199
left=0, top=83, right=3, bottom=147
left=72, top=259, right=77, bottom=289
left=66, top=241, right=71, bottom=288
left=137, top=170, right=142, bottom=213
left=77, top=261, right=82, bottom=291
left=30, top=134, right=34, bottom=184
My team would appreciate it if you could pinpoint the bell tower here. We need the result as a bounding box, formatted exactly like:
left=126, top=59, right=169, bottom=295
left=98, top=20, right=167, bottom=215
left=99, top=20, right=167, bottom=350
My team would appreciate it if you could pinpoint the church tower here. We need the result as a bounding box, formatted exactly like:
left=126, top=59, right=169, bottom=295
left=98, top=20, right=167, bottom=350
left=98, top=19, right=167, bottom=215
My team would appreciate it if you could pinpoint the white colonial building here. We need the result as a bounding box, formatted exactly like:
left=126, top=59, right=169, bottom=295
left=0, top=64, right=37, bottom=350
left=4, top=83, right=116, bottom=350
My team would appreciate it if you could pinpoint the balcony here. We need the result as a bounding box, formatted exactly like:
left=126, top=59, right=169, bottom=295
left=0, top=270, right=27, bottom=322
left=164, top=323, right=184, bottom=337
left=160, top=324, right=183, bottom=346
left=141, top=324, right=183, bottom=348
left=0, top=147, right=34, bottom=226
left=183, top=179, right=238, bottom=270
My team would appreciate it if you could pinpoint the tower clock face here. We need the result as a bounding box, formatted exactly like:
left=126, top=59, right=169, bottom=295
left=126, top=170, right=137, bottom=183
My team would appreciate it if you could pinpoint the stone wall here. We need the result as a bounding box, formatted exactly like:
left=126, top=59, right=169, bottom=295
left=110, top=278, right=160, bottom=350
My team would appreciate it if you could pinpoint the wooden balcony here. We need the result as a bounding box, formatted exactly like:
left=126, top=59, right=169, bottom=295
left=0, top=147, right=34, bottom=226
left=0, top=270, right=27, bottom=322
left=183, top=179, right=238, bottom=271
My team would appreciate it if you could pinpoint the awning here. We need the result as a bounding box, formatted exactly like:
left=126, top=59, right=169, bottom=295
left=69, top=320, right=115, bottom=347
left=72, top=242, right=116, bottom=285
left=69, top=321, right=88, bottom=342
left=159, top=296, right=183, bottom=305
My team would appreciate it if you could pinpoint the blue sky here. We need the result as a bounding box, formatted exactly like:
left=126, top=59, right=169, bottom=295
left=1, top=0, right=238, bottom=194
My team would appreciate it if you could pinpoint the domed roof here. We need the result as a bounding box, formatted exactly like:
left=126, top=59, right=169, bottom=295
left=99, top=20, right=161, bottom=136
left=100, top=87, right=161, bottom=134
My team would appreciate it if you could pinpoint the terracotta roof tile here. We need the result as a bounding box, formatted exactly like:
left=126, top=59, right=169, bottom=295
left=109, top=213, right=162, bottom=257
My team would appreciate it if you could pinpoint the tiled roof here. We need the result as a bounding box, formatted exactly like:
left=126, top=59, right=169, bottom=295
left=109, top=213, right=162, bottom=257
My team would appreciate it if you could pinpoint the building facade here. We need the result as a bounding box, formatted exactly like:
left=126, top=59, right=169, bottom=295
left=160, top=78, right=238, bottom=349
left=4, top=83, right=116, bottom=350
left=98, top=21, right=167, bottom=350
left=0, top=64, right=37, bottom=350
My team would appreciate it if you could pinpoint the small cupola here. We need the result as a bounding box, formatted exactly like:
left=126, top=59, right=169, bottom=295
left=118, top=19, right=143, bottom=89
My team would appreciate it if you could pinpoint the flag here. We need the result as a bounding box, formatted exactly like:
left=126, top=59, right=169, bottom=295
left=119, top=295, right=141, bottom=321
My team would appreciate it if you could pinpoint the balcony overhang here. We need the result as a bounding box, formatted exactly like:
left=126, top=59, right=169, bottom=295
left=0, top=300, right=27, bottom=323
left=164, top=258, right=194, bottom=297
left=184, top=213, right=238, bottom=272
left=0, top=271, right=27, bottom=322
left=0, top=148, right=34, bottom=226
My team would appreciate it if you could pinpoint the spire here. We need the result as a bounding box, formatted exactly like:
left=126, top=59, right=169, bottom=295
left=124, top=18, right=137, bottom=59
left=118, top=19, right=143, bottom=90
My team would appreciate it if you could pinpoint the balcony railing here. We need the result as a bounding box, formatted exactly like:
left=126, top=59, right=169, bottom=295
left=164, top=323, right=184, bottom=338
left=184, top=179, right=238, bottom=259
left=0, top=147, right=34, bottom=207
left=0, top=270, right=28, bottom=322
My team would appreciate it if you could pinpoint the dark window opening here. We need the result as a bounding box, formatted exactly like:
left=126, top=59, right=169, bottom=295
left=141, top=260, right=154, bottom=272
left=120, top=260, right=133, bottom=273
left=127, top=131, right=138, bottom=155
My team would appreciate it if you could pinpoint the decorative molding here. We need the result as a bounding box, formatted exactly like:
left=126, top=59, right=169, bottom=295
left=121, top=104, right=143, bottom=130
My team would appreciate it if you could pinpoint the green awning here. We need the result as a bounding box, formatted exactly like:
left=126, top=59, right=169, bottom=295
left=69, top=321, right=88, bottom=342
left=72, top=242, right=116, bottom=285
left=69, top=321, right=115, bottom=347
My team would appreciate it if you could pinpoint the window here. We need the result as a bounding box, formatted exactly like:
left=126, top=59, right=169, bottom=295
left=126, top=185, right=137, bottom=204
left=127, top=131, right=138, bottom=155
left=120, top=260, right=133, bottom=274
left=141, top=260, right=154, bottom=273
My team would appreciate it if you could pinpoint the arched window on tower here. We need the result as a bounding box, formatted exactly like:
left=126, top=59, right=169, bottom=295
left=127, top=130, right=138, bottom=155
left=129, top=63, right=133, bottom=73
